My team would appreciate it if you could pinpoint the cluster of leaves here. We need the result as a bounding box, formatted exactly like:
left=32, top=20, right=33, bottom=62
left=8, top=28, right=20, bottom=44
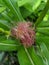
left=0, top=0, right=49, bottom=65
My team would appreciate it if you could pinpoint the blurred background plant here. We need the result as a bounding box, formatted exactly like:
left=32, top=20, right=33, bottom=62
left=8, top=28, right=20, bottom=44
left=0, top=0, right=49, bottom=65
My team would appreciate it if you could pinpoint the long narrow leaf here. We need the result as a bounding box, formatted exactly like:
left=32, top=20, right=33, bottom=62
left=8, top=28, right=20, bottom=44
left=17, top=46, right=44, bottom=65
left=2, top=0, right=24, bottom=21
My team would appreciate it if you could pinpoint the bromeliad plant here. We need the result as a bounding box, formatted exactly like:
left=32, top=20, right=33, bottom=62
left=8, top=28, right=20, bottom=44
left=0, top=0, right=49, bottom=65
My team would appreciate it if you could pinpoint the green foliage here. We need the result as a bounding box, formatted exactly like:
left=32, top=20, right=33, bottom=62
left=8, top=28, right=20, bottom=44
left=0, top=7, right=6, bottom=13
left=0, top=0, right=49, bottom=65
left=17, top=46, right=44, bottom=65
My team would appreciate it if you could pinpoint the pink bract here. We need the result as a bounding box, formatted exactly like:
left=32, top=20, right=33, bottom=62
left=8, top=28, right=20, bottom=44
left=11, top=22, right=35, bottom=47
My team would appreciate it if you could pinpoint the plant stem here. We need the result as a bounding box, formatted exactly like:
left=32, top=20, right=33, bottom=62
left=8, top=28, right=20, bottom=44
left=35, top=0, right=49, bottom=26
